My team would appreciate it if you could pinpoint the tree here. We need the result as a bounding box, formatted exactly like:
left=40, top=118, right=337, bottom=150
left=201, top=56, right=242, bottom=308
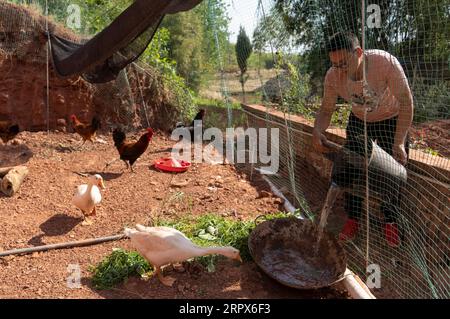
left=31, top=0, right=134, bottom=34
left=199, top=0, right=231, bottom=71
left=162, top=10, right=204, bottom=92
left=269, top=0, right=450, bottom=97
left=252, top=9, right=295, bottom=53
left=235, top=26, right=252, bottom=102
left=161, top=0, right=231, bottom=93
left=24, top=0, right=233, bottom=94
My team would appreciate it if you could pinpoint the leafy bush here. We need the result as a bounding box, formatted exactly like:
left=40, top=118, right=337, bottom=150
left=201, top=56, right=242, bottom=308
left=412, top=79, right=450, bottom=122
left=279, top=58, right=315, bottom=118
left=194, top=97, right=242, bottom=110
left=331, top=103, right=351, bottom=128
left=90, top=249, right=152, bottom=290
left=140, top=28, right=196, bottom=121
left=247, top=52, right=275, bottom=70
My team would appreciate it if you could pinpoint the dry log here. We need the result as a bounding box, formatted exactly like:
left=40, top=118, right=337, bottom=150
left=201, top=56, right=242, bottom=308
left=0, top=166, right=15, bottom=178
left=1, top=166, right=29, bottom=197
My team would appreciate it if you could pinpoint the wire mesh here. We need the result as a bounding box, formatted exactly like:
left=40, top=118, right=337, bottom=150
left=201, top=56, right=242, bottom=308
left=0, top=0, right=190, bottom=132
left=209, top=0, right=449, bottom=299
left=0, top=0, right=448, bottom=299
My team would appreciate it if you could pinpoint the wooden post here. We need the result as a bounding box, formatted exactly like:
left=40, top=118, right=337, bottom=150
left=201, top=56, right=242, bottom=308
left=1, top=166, right=29, bottom=197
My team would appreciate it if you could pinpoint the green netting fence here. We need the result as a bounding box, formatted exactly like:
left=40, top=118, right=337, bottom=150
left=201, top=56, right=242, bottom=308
left=1, top=0, right=448, bottom=299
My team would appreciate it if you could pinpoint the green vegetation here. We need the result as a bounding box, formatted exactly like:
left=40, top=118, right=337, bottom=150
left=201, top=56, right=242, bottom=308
left=424, top=147, right=440, bottom=157
left=272, top=0, right=449, bottom=78
left=278, top=56, right=312, bottom=116
left=160, top=0, right=231, bottom=93
left=235, top=27, right=253, bottom=102
left=194, top=97, right=242, bottom=110
left=139, top=27, right=196, bottom=120
left=258, top=0, right=450, bottom=122
left=157, top=212, right=291, bottom=269
left=248, top=52, right=277, bottom=70
left=90, top=212, right=292, bottom=289
left=411, top=80, right=450, bottom=123
left=12, top=0, right=448, bottom=125
left=90, top=248, right=152, bottom=290
left=331, top=104, right=351, bottom=128
left=19, top=0, right=232, bottom=120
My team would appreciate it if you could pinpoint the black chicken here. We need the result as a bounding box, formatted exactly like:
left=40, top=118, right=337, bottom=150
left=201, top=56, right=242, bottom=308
left=175, top=109, right=206, bottom=143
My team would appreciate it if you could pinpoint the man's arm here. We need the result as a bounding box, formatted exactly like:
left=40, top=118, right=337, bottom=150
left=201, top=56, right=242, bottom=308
left=394, top=92, right=413, bottom=145
left=313, top=71, right=338, bottom=153
left=313, top=107, right=335, bottom=153
left=387, top=57, right=414, bottom=164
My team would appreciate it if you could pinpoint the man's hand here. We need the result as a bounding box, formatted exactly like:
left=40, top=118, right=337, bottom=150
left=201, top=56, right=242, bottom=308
left=312, top=131, right=333, bottom=153
left=393, top=143, right=407, bottom=165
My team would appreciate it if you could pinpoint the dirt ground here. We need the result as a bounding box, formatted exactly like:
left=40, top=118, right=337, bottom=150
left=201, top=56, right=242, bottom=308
left=0, top=130, right=349, bottom=299
left=409, top=119, right=450, bottom=158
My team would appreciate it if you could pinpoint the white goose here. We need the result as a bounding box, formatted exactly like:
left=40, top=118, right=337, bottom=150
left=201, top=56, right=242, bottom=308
left=72, top=174, right=105, bottom=225
left=124, top=224, right=242, bottom=286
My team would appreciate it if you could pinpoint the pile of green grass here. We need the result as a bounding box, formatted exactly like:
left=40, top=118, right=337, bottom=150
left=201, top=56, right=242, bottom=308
left=90, top=249, right=152, bottom=290
left=90, top=212, right=291, bottom=289
left=158, top=212, right=290, bottom=265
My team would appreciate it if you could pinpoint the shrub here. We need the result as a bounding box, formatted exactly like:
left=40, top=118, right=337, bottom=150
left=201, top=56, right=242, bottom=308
left=411, top=79, right=450, bottom=122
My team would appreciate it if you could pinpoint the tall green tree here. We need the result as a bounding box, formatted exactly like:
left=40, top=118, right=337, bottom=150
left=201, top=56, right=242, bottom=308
left=27, top=0, right=133, bottom=34
left=271, top=0, right=450, bottom=95
left=161, top=0, right=230, bottom=93
left=235, top=26, right=252, bottom=102
left=252, top=9, right=294, bottom=53
left=21, top=0, right=232, bottom=94
left=161, top=10, right=204, bottom=92
left=199, top=0, right=231, bottom=71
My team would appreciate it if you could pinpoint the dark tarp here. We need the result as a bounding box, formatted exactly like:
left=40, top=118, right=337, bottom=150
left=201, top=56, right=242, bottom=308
left=49, top=0, right=203, bottom=83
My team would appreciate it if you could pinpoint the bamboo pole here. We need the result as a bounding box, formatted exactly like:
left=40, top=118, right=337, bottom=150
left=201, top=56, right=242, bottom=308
left=0, top=234, right=126, bottom=258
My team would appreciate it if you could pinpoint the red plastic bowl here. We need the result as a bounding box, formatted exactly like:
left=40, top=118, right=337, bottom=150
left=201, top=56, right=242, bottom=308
left=154, top=157, right=191, bottom=173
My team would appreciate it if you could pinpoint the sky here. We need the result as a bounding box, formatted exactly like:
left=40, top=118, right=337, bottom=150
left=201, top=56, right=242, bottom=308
left=225, top=0, right=273, bottom=43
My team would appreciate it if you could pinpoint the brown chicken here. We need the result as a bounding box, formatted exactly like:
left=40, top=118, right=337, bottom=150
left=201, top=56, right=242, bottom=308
left=0, top=121, right=20, bottom=144
left=70, top=114, right=101, bottom=146
left=108, top=128, right=154, bottom=172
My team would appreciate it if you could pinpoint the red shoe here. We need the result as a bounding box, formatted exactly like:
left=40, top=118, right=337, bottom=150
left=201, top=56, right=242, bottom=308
left=339, top=219, right=359, bottom=241
left=385, top=223, right=401, bottom=247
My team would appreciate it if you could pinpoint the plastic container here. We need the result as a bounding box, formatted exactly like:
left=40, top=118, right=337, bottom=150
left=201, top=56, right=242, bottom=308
left=154, top=157, right=191, bottom=173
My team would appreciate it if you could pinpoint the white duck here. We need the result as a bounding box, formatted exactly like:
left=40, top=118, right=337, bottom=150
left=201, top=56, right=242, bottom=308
left=72, top=174, right=105, bottom=225
left=124, top=224, right=242, bottom=286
